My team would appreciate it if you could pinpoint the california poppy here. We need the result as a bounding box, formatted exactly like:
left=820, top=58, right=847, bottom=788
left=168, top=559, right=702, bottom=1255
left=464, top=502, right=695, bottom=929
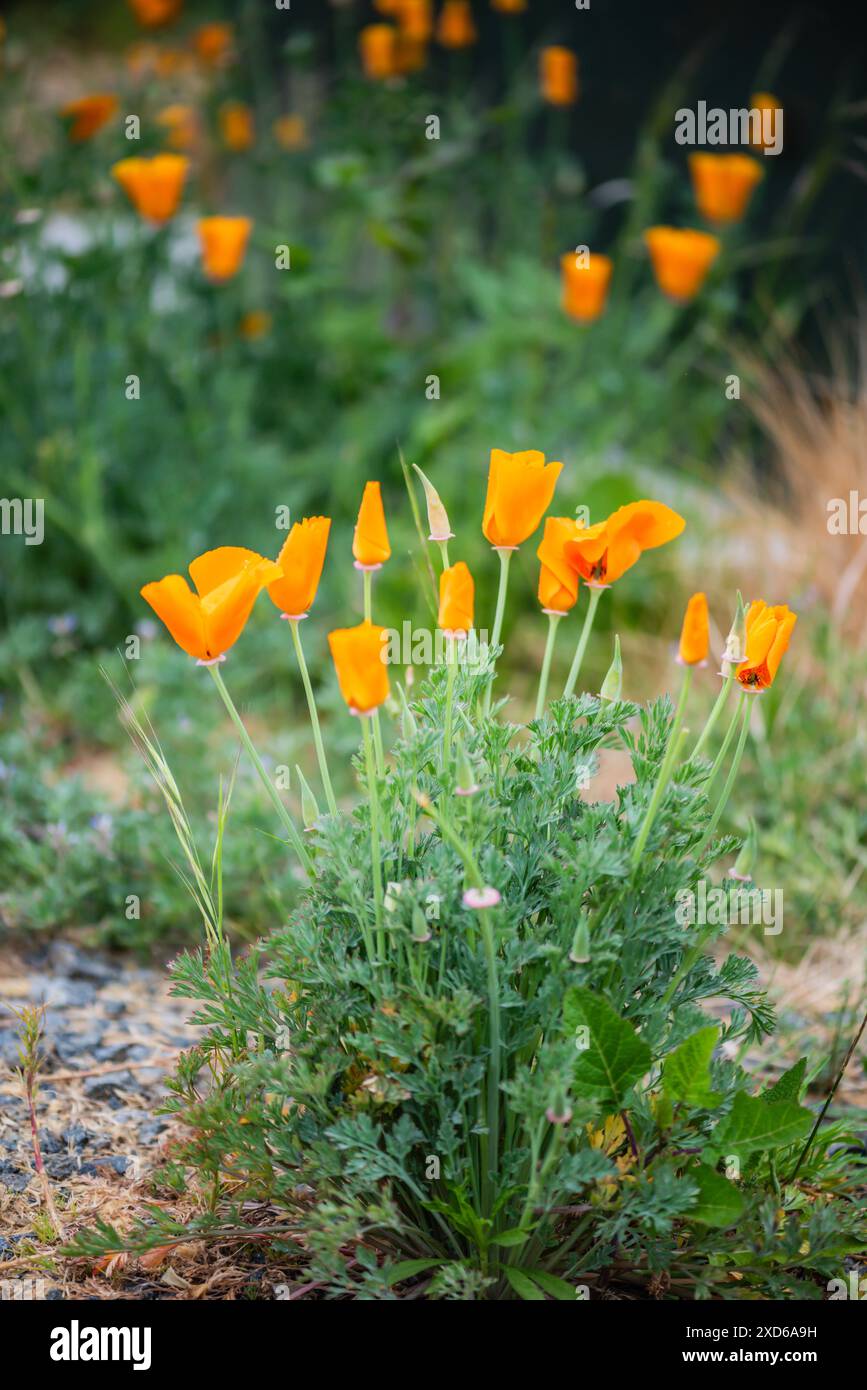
left=128, top=0, right=182, bottom=27
left=678, top=592, right=709, bottom=666
left=359, top=24, right=399, bottom=79
left=238, top=310, right=272, bottom=340
left=220, top=101, right=255, bottom=152
left=537, top=516, right=583, bottom=613
left=398, top=0, right=433, bottom=41
left=643, top=227, right=720, bottom=302
left=482, top=449, right=563, bottom=550
left=353, top=482, right=391, bottom=569
left=197, top=217, right=253, bottom=282
left=193, top=22, right=234, bottom=67
left=564, top=500, right=685, bottom=586
left=437, top=0, right=477, bottom=48
left=689, top=154, right=764, bottom=225
left=62, top=94, right=118, bottom=142
left=112, top=154, right=189, bottom=224
left=267, top=517, right=331, bottom=618
left=750, top=92, right=783, bottom=154
left=156, top=103, right=198, bottom=151
left=328, top=621, right=390, bottom=713
left=540, top=47, right=578, bottom=106
left=439, top=561, right=475, bottom=635
left=141, top=547, right=281, bottom=663
left=736, top=602, right=797, bottom=690
left=492, top=0, right=527, bottom=11
left=273, top=114, right=308, bottom=151
left=560, top=251, right=613, bottom=323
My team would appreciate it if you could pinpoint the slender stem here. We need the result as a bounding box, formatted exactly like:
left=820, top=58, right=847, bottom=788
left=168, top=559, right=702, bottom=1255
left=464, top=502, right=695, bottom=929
left=288, top=620, right=337, bottom=816
left=563, top=586, right=603, bottom=700
left=691, top=671, right=734, bottom=760
left=789, top=1004, right=867, bottom=1182
left=208, top=666, right=311, bottom=875
left=535, top=613, right=561, bottom=719
left=361, top=714, right=385, bottom=960
left=483, top=548, right=513, bottom=715
left=631, top=666, right=692, bottom=866
left=479, top=906, right=501, bottom=1227
left=707, top=688, right=744, bottom=787
left=363, top=568, right=373, bottom=622
left=437, top=539, right=451, bottom=570
left=694, top=693, right=752, bottom=860
left=362, top=569, right=386, bottom=775
left=443, top=640, right=457, bottom=769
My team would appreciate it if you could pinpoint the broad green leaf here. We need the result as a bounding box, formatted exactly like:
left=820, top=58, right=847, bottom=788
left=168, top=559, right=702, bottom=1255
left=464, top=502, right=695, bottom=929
left=761, top=1057, right=807, bottom=1106
left=490, top=1229, right=530, bottom=1248
left=688, top=1164, right=745, bottom=1228
left=504, top=1267, right=546, bottom=1301
left=563, top=987, right=651, bottom=1108
left=527, top=1270, right=579, bottom=1301
left=662, top=1026, right=721, bottom=1106
left=384, top=1258, right=442, bottom=1285
left=711, top=1092, right=813, bottom=1158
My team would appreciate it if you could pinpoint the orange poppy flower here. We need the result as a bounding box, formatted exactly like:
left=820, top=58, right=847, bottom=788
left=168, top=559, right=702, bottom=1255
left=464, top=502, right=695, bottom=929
left=273, top=114, right=308, bottom=151
left=156, top=103, right=198, bottom=151
left=238, top=309, right=272, bottom=340
left=359, top=24, right=399, bottom=79
left=220, top=101, right=255, bottom=152
left=193, top=22, right=234, bottom=68
left=750, top=92, right=783, bottom=153
left=373, top=0, right=401, bottom=11
left=128, top=0, right=182, bottom=28
left=353, top=481, right=391, bottom=569
left=689, top=154, right=764, bottom=225
left=482, top=449, right=563, bottom=550
left=540, top=47, right=578, bottom=106
left=396, top=37, right=428, bottom=74
left=643, top=226, right=721, bottom=302
left=536, top=516, right=583, bottom=613
left=328, top=621, right=391, bottom=714
left=267, top=517, right=331, bottom=618
left=492, top=0, right=527, bottom=11
left=197, top=217, right=253, bottom=282
left=437, top=1, right=477, bottom=48
left=399, top=0, right=433, bottom=41
left=112, top=154, right=189, bottom=224
left=678, top=592, right=709, bottom=666
left=564, top=500, right=685, bottom=586
left=439, top=561, right=475, bottom=635
left=61, top=94, right=118, bottom=142
left=736, top=601, right=797, bottom=691
left=154, top=47, right=193, bottom=77
left=141, top=547, right=281, bottom=663
left=560, top=251, right=613, bottom=323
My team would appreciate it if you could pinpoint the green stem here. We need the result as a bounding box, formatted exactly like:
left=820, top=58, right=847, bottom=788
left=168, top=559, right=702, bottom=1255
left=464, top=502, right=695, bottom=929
left=208, top=665, right=312, bottom=876
left=479, top=906, right=501, bottom=1229
left=631, top=666, right=692, bottom=866
left=563, top=586, right=603, bottom=699
left=691, top=671, right=734, bottom=760
left=707, top=687, right=744, bottom=787
left=694, top=693, right=752, bottom=860
left=483, top=548, right=513, bottom=715
left=361, top=714, right=385, bottom=960
left=535, top=612, right=562, bottom=719
left=288, top=620, right=338, bottom=817
left=361, top=568, right=386, bottom=775
left=362, top=567, right=373, bottom=622
left=443, top=641, right=457, bottom=770
left=789, top=1004, right=867, bottom=1182
left=437, top=539, right=451, bottom=570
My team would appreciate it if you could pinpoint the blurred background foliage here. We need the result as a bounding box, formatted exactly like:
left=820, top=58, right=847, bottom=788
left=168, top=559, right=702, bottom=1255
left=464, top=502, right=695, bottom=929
left=0, top=0, right=865, bottom=958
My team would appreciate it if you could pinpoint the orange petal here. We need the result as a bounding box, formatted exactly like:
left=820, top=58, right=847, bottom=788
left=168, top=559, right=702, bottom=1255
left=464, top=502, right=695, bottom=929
left=268, top=516, right=331, bottom=615
left=482, top=449, right=563, bottom=548
left=438, top=561, right=475, bottom=633
left=189, top=546, right=274, bottom=598
left=678, top=592, right=709, bottom=665
left=328, top=621, right=390, bottom=712
left=352, top=481, right=391, bottom=567
left=140, top=575, right=208, bottom=660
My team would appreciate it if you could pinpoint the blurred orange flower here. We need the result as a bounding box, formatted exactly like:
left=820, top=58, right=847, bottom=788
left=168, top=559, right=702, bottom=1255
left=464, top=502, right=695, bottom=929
left=141, top=548, right=281, bottom=663
left=536, top=516, right=583, bottom=613
left=267, top=517, right=331, bottom=618
left=373, top=0, right=401, bottom=11
left=154, top=47, right=194, bottom=78
left=359, top=24, right=399, bottom=79
left=643, top=226, right=720, bottom=301
left=273, top=114, right=309, bottom=150
left=197, top=217, right=253, bottom=282
left=560, top=251, right=612, bottom=322
left=492, top=0, right=527, bottom=11
left=112, top=154, right=189, bottom=224
left=238, top=310, right=272, bottom=340
left=220, top=101, right=255, bottom=151
left=437, top=0, right=477, bottom=48
left=564, top=501, right=685, bottom=586
left=353, top=482, right=391, bottom=569
left=438, top=561, right=475, bottom=634
left=678, top=592, right=709, bottom=666
left=399, top=0, right=433, bottom=41
left=61, top=94, right=118, bottom=142
left=125, top=42, right=159, bottom=78
left=689, top=154, right=764, bottom=225
left=750, top=92, right=783, bottom=153
left=156, top=103, right=198, bottom=151
left=540, top=46, right=578, bottom=106
left=328, top=621, right=391, bottom=713
left=736, top=601, right=797, bottom=690
left=396, top=37, right=428, bottom=74
left=193, top=22, right=234, bottom=68
left=128, top=0, right=182, bottom=28
left=482, top=449, right=563, bottom=549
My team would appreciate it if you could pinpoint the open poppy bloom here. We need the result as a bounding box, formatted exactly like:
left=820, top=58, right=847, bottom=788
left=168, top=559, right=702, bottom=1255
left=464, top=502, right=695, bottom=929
left=141, top=547, right=281, bottom=663
left=437, top=0, right=477, bottom=48
left=353, top=481, right=391, bottom=569
left=560, top=252, right=613, bottom=323
left=220, top=101, right=255, bottom=151
left=483, top=449, right=563, bottom=550
left=359, top=24, right=399, bottom=79
left=112, top=154, right=189, bottom=224
left=267, top=517, right=331, bottom=618
left=564, top=500, right=685, bottom=586
left=689, top=154, right=764, bottom=225
left=537, top=516, right=583, bottom=613
left=643, top=227, right=721, bottom=301
left=128, top=0, right=182, bottom=27
left=439, top=561, right=475, bottom=636
left=197, top=217, right=253, bottom=282
left=192, top=22, right=234, bottom=67
left=540, top=47, right=578, bottom=106
left=328, top=621, right=390, bottom=714
left=62, top=94, right=118, bottom=142
left=678, top=592, right=709, bottom=665
left=736, top=601, right=797, bottom=691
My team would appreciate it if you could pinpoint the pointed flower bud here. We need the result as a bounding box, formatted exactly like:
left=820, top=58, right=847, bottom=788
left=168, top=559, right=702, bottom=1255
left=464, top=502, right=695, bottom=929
left=454, top=735, right=480, bottom=797
left=568, top=914, right=591, bottom=964
left=721, top=591, right=747, bottom=675
left=398, top=683, right=418, bottom=739
left=411, top=904, right=431, bottom=943
left=413, top=463, right=453, bottom=542
left=295, top=765, right=321, bottom=830
left=730, top=815, right=758, bottom=882
left=599, top=634, right=622, bottom=703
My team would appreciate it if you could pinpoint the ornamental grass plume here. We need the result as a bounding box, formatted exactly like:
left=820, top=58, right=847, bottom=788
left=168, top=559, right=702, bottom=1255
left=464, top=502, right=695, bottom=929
left=197, top=216, right=253, bottom=282
left=643, top=226, right=721, bottom=301
left=61, top=94, right=118, bottom=142
left=111, top=153, right=189, bottom=224
left=689, top=153, right=764, bottom=225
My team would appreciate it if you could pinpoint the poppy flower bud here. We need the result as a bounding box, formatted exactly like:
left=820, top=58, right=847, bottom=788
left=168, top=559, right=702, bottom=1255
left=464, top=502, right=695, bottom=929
left=730, top=816, right=757, bottom=882
left=398, top=683, right=418, bottom=739
left=411, top=905, right=431, bottom=943
left=454, top=735, right=480, bottom=797
left=599, top=634, right=622, bottom=703
left=720, top=591, right=747, bottom=675
left=413, top=463, right=453, bottom=542
left=678, top=592, right=709, bottom=666
left=546, top=1092, right=573, bottom=1126
left=295, top=765, right=321, bottom=830
left=568, top=914, right=591, bottom=964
